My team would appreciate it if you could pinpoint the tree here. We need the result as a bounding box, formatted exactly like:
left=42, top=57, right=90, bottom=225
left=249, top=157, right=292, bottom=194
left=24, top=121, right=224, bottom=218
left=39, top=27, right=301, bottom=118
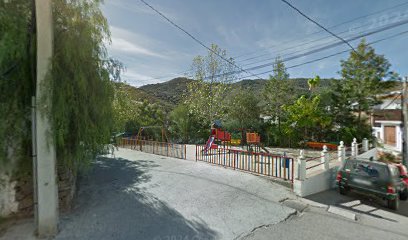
left=112, top=83, right=140, bottom=133
left=283, top=95, right=332, bottom=144
left=340, top=38, right=398, bottom=122
left=0, top=0, right=122, bottom=170
left=263, top=57, right=294, bottom=145
left=308, top=75, right=321, bottom=91
left=185, top=44, right=238, bottom=127
left=224, top=87, right=261, bottom=131
left=169, top=104, right=203, bottom=143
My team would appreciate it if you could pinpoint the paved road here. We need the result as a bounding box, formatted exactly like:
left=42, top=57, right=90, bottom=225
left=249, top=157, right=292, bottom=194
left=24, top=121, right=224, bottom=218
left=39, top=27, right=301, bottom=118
left=2, top=148, right=408, bottom=240
left=245, top=190, right=408, bottom=240
left=56, top=148, right=296, bottom=240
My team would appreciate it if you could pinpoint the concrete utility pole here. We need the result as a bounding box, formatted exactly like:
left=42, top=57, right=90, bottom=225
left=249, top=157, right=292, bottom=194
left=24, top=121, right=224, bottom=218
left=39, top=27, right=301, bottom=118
left=35, top=0, right=59, bottom=237
left=403, top=76, right=408, bottom=168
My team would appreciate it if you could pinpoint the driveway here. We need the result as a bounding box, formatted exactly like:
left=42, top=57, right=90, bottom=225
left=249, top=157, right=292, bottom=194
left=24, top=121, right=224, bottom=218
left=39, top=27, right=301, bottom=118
left=56, top=148, right=296, bottom=240
left=306, top=189, right=408, bottom=225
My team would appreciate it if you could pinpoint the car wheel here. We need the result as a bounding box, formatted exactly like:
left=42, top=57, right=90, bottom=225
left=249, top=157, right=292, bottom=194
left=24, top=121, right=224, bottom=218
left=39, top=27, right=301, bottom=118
left=399, top=189, right=408, bottom=201
left=339, top=186, right=348, bottom=195
left=387, top=198, right=399, bottom=210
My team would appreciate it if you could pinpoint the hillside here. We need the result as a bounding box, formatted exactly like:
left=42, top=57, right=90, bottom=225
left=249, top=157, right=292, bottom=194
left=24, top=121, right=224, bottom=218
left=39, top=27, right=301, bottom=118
left=139, top=77, right=193, bottom=105
left=114, top=82, right=174, bottom=110
left=138, top=77, right=337, bottom=106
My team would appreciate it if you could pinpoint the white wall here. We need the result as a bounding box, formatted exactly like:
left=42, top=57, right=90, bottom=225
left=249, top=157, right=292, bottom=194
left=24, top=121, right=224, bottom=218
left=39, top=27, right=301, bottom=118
left=294, top=168, right=339, bottom=197
left=376, top=121, right=402, bottom=152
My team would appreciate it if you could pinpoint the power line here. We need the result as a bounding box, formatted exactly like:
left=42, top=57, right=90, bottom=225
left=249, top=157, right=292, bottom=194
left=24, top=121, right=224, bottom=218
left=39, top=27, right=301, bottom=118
left=136, top=14, right=408, bottom=83
left=226, top=18, right=408, bottom=76
left=139, top=0, right=263, bottom=80
left=133, top=12, right=395, bottom=83
left=379, top=93, right=401, bottom=110
left=238, top=29, right=408, bottom=79
left=239, top=12, right=408, bottom=66
left=134, top=1, right=408, bottom=83
left=233, top=1, right=408, bottom=59
left=134, top=3, right=408, bottom=82
left=135, top=17, right=408, bottom=83
left=280, top=0, right=357, bottom=52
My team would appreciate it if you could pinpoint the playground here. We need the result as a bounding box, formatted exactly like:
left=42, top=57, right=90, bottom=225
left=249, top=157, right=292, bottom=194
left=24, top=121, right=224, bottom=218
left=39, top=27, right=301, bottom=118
left=118, top=121, right=342, bottom=187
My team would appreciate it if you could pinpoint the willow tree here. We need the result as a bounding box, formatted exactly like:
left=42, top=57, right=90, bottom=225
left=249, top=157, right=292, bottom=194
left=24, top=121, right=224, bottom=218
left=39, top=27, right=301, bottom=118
left=185, top=44, right=238, bottom=128
left=0, top=0, right=121, bottom=171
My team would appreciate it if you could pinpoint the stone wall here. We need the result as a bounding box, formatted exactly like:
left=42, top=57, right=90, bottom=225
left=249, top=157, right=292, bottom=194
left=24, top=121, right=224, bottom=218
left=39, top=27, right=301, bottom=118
left=0, top=173, right=19, bottom=217
left=0, top=165, right=76, bottom=218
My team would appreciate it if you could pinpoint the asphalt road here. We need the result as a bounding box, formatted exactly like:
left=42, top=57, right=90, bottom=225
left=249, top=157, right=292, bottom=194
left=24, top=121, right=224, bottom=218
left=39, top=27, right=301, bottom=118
left=55, top=148, right=297, bottom=240
left=244, top=189, right=408, bottom=240
left=2, top=148, right=407, bottom=240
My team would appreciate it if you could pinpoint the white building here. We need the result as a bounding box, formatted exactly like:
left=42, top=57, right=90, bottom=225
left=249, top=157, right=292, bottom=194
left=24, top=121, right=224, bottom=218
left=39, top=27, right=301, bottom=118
left=371, top=91, right=403, bottom=152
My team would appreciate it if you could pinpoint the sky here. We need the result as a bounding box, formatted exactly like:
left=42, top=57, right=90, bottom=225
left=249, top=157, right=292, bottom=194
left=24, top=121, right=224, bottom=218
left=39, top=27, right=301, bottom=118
left=101, top=0, right=408, bottom=87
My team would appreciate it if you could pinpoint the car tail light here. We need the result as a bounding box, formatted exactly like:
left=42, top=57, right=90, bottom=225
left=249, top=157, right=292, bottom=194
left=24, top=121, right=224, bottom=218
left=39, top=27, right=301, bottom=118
left=336, top=172, right=342, bottom=182
left=387, top=185, right=396, bottom=194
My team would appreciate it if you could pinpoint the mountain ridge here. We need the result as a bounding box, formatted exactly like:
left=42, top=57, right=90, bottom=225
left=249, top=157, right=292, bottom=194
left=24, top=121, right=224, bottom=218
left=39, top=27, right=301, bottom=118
left=137, top=77, right=337, bottom=106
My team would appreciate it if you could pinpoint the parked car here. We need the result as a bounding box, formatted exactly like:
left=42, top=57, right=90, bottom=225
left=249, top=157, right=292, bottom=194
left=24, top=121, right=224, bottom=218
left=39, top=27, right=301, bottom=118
left=336, top=159, right=406, bottom=210
left=394, top=164, right=408, bottom=200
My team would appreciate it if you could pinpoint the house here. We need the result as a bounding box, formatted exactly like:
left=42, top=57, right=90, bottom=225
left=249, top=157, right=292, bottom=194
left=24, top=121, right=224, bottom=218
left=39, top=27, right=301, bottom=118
left=371, top=91, right=403, bottom=152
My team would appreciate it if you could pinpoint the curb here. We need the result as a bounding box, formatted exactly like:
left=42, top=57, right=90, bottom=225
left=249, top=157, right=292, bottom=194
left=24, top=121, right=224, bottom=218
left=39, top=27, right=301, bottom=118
left=298, top=198, right=357, bottom=221
left=328, top=206, right=357, bottom=221
left=298, top=198, right=328, bottom=209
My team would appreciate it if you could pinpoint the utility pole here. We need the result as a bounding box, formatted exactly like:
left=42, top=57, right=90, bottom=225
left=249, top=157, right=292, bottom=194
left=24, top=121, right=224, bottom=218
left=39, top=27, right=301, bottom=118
left=403, top=76, right=408, bottom=168
left=35, top=0, right=59, bottom=237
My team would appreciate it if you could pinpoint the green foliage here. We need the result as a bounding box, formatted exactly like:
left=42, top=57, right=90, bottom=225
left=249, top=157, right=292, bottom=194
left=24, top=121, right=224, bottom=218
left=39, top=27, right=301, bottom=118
left=169, top=104, right=192, bottom=143
left=139, top=77, right=193, bottom=106
left=263, top=58, right=295, bottom=118
left=112, top=83, right=141, bottom=133
left=112, top=82, right=166, bottom=140
left=169, top=104, right=206, bottom=143
left=0, top=0, right=33, bottom=166
left=224, top=87, right=261, bottom=131
left=262, top=58, right=295, bottom=146
left=43, top=0, right=123, bottom=170
left=283, top=95, right=332, bottom=144
left=340, top=38, right=398, bottom=121
left=0, top=0, right=122, bottom=171
left=185, top=44, right=237, bottom=126
left=308, top=75, right=321, bottom=91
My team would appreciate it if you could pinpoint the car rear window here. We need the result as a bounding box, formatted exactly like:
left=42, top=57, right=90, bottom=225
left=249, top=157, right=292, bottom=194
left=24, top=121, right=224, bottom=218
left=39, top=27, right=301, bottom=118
left=389, top=166, right=400, bottom=179
left=348, top=161, right=389, bottom=179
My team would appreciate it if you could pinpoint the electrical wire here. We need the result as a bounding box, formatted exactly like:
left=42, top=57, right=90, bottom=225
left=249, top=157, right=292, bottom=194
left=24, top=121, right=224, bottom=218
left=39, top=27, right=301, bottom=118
left=134, top=15, right=408, bottom=83
left=223, top=18, right=408, bottom=77
left=280, top=0, right=357, bottom=52
left=377, top=93, right=402, bottom=110
left=139, top=0, right=263, bottom=80
left=133, top=1, right=408, bottom=83
left=239, top=12, right=408, bottom=67
left=237, top=29, right=408, bottom=80
left=233, top=0, right=408, bottom=60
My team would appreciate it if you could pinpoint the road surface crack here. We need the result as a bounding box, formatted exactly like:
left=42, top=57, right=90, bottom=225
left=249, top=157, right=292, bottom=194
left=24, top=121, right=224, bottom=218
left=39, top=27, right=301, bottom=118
left=235, top=210, right=299, bottom=240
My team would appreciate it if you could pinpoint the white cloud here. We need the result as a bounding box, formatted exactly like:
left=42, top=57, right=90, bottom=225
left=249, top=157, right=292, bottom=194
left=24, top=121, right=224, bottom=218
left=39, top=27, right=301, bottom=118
left=121, top=69, right=153, bottom=87
left=216, top=26, right=241, bottom=45
left=110, top=36, right=168, bottom=59
left=108, top=26, right=170, bottom=58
